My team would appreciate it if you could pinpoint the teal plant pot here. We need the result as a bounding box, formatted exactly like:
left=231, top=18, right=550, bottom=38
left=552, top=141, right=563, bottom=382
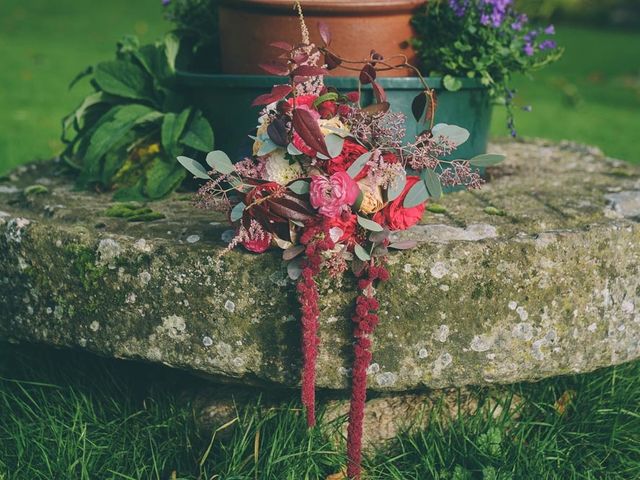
left=177, top=72, right=492, bottom=160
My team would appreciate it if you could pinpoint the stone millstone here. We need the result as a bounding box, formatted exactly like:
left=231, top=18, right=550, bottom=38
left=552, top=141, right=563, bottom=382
left=1, top=140, right=639, bottom=392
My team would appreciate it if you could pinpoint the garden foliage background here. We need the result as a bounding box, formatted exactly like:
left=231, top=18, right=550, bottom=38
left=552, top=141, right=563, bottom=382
left=0, top=0, right=639, bottom=177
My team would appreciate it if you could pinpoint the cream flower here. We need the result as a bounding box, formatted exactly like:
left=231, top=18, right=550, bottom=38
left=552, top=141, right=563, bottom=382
left=252, top=122, right=270, bottom=156
left=319, top=117, right=349, bottom=136
left=357, top=178, right=385, bottom=214
left=264, top=149, right=303, bottom=185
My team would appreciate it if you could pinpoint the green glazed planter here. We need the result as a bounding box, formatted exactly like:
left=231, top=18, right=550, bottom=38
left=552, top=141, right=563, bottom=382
left=177, top=72, right=492, bottom=160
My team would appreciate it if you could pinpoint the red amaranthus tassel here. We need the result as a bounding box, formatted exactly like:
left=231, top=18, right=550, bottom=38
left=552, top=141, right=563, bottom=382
left=346, top=262, right=389, bottom=479
left=297, top=226, right=335, bottom=427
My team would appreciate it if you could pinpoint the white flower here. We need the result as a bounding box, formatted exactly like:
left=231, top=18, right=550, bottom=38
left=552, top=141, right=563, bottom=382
left=263, top=149, right=303, bottom=185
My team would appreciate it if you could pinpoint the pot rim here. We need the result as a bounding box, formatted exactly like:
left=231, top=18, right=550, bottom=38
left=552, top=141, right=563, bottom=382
left=176, top=71, right=488, bottom=90
left=215, top=0, right=426, bottom=14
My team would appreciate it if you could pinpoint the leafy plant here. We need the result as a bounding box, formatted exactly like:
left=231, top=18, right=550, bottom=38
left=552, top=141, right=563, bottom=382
left=61, top=35, right=214, bottom=200
left=412, top=0, right=563, bottom=136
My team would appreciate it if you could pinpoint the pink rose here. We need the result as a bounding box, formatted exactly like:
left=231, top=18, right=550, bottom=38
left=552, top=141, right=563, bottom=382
left=310, top=172, right=360, bottom=218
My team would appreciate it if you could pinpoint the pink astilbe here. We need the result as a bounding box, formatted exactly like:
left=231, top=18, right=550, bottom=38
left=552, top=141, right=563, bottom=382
left=366, top=151, right=406, bottom=189
left=234, top=156, right=266, bottom=179
left=297, top=226, right=335, bottom=427
left=346, top=262, right=389, bottom=480
left=193, top=175, right=232, bottom=211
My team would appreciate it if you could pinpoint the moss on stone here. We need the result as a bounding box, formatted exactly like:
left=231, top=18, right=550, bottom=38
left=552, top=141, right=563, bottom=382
left=104, top=203, right=166, bottom=222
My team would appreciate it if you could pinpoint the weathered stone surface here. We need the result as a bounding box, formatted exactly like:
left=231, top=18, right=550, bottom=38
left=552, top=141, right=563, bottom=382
left=1, top=140, right=639, bottom=392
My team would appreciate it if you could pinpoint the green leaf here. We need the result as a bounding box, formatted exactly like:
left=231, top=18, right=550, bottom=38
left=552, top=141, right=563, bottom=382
left=469, top=153, right=506, bottom=167
left=206, top=151, right=234, bottom=175
left=181, top=112, right=214, bottom=152
left=81, top=104, right=159, bottom=184
left=94, top=60, right=153, bottom=101
left=165, top=33, right=180, bottom=73
left=68, top=65, right=93, bottom=90
left=287, top=142, right=303, bottom=156
left=162, top=108, right=191, bottom=157
left=443, top=75, right=463, bottom=92
left=288, top=180, right=310, bottom=195
left=403, top=178, right=430, bottom=208
left=313, top=92, right=339, bottom=107
left=177, top=156, right=211, bottom=180
left=132, top=43, right=170, bottom=82
left=325, top=133, right=345, bottom=159
left=387, top=171, right=407, bottom=202
left=423, top=168, right=442, bottom=200
left=431, top=123, right=470, bottom=147
left=144, top=158, right=187, bottom=199
left=347, top=151, right=373, bottom=179
left=230, top=202, right=245, bottom=222
left=354, top=244, right=371, bottom=261
left=112, top=179, right=146, bottom=202
left=357, top=215, right=384, bottom=232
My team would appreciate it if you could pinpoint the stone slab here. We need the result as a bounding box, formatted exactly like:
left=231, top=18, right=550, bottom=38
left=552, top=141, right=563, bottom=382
left=1, top=139, right=639, bottom=391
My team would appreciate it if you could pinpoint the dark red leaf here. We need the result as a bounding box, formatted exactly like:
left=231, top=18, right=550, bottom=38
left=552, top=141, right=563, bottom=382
left=292, top=51, right=309, bottom=65
left=292, top=108, right=330, bottom=158
left=258, top=60, right=290, bottom=76
left=325, top=52, right=342, bottom=70
left=251, top=84, right=293, bottom=106
left=267, top=118, right=289, bottom=146
left=270, top=41, right=293, bottom=51
left=318, top=21, right=332, bottom=46
left=269, top=197, right=315, bottom=222
left=361, top=101, right=390, bottom=115
left=276, top=100, right=292, bottom=114
left=290, top=65, right=328, bottom=77
left=359, top=64, right=377, bottom=84
left=411, top=91, right=427, bottom=122
left=371, top=81, right=387, bottom=103
left=370, top=50, right=384, bottom=65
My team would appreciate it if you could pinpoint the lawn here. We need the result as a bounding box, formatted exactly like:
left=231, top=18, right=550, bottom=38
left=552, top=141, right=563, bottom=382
left=0, top=0, right=639, bottom=176
left=1, top=343, right=639, bottom=479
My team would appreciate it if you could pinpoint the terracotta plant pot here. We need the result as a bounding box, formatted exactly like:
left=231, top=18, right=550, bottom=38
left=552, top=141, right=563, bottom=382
left=215, top=0, right=426, bottom=77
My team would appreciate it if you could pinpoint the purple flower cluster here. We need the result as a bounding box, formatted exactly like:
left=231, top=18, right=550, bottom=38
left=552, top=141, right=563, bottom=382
left=478, top=0, right=512, bottom=28
left=449, top=0, right=470, bottom=17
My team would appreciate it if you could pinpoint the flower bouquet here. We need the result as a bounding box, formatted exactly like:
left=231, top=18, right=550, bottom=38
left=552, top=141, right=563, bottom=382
left=178, top=4, right=504, bottom=478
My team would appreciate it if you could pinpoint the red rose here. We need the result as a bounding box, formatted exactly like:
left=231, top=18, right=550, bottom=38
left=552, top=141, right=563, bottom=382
left=327, top=140, right=369, bottom=180
left=322, top=211, right=358, bottom=243
left=288, top=94, right=318, bottom=110
left=317, top=101, right=338, bottom=119
left=373, top=176, right=426, bottom=231
left=346, top=91, right=360, bottom=103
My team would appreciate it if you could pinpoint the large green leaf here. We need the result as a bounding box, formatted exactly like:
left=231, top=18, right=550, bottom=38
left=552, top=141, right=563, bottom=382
left=162, top=108, right=191, bottom=158
left=165, top=34, right=180, bottom=73
left=181, top=112, right=214, bottom=152
left=81, top=104, right=160, bottom=184
left=144, top=158, right=187, bottom=200
left=94, top=60, right=154, bottom=102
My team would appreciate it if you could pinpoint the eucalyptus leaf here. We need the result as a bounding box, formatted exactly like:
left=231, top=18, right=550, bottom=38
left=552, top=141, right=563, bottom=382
left=287, top=258, right=303, bottom=280
left=469, top=153, right=506, bottom=167
left=432, top=123, right=470, bottom=147
left=387, top=171, right=407, bottom=202
left=325, top=133, right=345, bottom=159
left=287, top=142, right=303, bottom=156
left=283, top=245, right=305, bottom=261
left=403, top=177, right=430, bottom=208
left=357, top=215, right=384, bottom=232
left=288, top=180, right=310, bottom=195
left=388, top=240, right=418, bottom=250
left=177, top=156, right=211, bottom=180
left=423, top=168, right=443, bottom=200
left=206, top=151, right=235, bottom=175
left=354, top=244, right=371, bottom=261
left=230, top=202, right=245, bottom=222
left=257, top=138, right=279, bottom=157
left=346, top=151, right=373, bottom=179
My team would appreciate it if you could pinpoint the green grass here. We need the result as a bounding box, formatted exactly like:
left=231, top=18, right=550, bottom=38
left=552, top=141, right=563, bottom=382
left=0, top=0, right=167, bottom=175
left=1, top=3, right=639, bottom=175
left=491, top=25, right=640, bottom=162
left=1, top=343, right=638, bottom=479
